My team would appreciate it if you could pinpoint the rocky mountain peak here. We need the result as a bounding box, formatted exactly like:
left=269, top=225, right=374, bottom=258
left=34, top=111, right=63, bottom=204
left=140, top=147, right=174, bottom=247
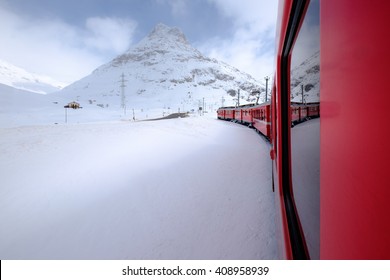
left=147, top=23, right=188, bottom=45
left=107, top=23, right=201, bottom=67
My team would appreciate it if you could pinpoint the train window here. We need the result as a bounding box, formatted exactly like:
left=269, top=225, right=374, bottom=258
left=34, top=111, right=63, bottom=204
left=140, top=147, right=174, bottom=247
left=290, top=0, right=320, bottom=259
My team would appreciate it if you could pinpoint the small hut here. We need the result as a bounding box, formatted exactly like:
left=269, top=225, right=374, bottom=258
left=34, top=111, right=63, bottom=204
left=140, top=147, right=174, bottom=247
left=64, top=101, right=81, bottom=109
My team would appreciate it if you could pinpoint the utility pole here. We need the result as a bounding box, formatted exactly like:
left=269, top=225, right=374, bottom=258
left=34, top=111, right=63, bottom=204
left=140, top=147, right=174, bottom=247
left=301, top=84, right=304, bottom=104
left=253, top=90, right=261, bottom=105
left=221, top=96, right=225, bottom=107
left=202, top=97, right=205, bottom=115
left=237, top=89, right=240, bottom=107
left=120, top=73, right=127, bottom=115
left=265, top=76, right=269, bottom=102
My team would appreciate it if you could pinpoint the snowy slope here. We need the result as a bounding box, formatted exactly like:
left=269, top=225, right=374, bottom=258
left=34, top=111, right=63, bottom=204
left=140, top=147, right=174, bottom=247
left=0, top=83, right=75, bottom=128
left=0, top=59, right=65, bottom=94
left=0, top=116, right=277, bottom=259
left=56, top=24, right=264, bottom=113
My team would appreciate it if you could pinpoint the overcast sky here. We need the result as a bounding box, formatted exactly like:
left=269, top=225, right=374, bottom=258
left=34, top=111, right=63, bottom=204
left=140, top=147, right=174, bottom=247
left=0, top=0, right=278, bottom=85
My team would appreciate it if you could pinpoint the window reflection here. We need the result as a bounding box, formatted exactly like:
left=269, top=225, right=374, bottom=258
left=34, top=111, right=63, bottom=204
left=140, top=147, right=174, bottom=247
left=290, top=0, right=320, bottom=259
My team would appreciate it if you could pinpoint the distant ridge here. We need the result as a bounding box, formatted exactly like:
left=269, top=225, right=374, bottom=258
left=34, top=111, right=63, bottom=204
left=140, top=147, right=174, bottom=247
left=0, top=59, right=65, bottom=94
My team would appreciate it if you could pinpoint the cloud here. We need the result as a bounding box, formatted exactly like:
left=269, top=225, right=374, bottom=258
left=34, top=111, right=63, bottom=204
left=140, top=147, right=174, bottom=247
left=198, top=0, right=278, bottom=81
left=0, top=6, right=137, bottom=84
left=209, top=0, right=277, bottom=32
left=155, top=0, right=188, bottom=17
left=85, top=17, right=137, bottom=53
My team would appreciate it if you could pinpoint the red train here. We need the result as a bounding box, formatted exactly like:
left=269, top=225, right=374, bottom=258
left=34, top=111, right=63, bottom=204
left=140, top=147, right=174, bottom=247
left=217, top=101, right=319, bottom=138
left=218, top=0, right=390, bottom=259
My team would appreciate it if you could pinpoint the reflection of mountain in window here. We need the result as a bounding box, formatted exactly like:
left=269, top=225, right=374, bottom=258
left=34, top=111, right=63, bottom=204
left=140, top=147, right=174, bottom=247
left=291, top=51, right=320, bottom=103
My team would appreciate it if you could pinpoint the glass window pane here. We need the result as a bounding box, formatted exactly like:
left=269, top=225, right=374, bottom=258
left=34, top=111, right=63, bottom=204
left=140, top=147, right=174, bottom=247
left=290, top=0, right=320, bottom=259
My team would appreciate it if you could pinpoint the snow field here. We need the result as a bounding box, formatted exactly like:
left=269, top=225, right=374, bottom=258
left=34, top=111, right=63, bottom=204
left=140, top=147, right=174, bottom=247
left=0, top=115, right=277, bottom=259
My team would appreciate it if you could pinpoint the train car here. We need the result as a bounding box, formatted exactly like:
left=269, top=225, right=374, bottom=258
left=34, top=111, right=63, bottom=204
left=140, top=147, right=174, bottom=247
left=224, top=107, right=235, bottom=121
left=232, top=104, right=254, bottom=124
left=251, top=102, right=271, bottom=139
left=241, top=106, right=253, bottom=126
left=217, top=106, right=235, bottom=121
left=233, top=107, right=242, bottom=123
left=290, top=102, right=307, bottom=125
left=217, top=108, right=225, bottom=120
left=306, top=102, right=319, bottom=119
left=271, top=0, right=390, bottom=259
left=290, top=102, right=319, bottom=125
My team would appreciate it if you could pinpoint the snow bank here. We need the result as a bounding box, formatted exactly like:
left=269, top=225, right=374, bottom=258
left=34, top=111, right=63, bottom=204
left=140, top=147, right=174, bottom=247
left=0, top=115, right=277, bottom=259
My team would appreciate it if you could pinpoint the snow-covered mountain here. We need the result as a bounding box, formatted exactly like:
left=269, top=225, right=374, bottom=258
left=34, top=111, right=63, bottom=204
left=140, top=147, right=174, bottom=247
left=1, top=24, right=269, bottom=127
left=0, top=59, right=66, bottom=94
left=290, top=51, right=320, bottom=103
left=58, top=23, right=264, bottom=113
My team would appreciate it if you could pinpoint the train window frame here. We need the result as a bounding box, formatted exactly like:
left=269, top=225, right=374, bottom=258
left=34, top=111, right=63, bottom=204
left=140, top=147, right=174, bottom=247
left=280, top=0, right=310, bottom=260
left=289, top=0, right=320, bottom=260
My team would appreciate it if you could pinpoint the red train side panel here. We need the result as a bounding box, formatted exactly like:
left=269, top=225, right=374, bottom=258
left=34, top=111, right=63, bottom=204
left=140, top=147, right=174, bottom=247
left=217, top=108, right=224, bottom=119
left=234, top=108, right=242, bottom=123
left=272, top=0, right=390, bottom=259
left=241, top=108, right=253, bottom=126
left=220, top=107, right=235, bottom=121
left=306, top=103, right=319, bottom=118
left=251, top=103, right=271, bottom=139
left=320, top=0, right=390, bottom=259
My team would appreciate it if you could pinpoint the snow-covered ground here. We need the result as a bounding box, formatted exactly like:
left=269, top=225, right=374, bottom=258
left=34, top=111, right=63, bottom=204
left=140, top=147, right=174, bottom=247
left=0, top=114, right=277, bottom=259
left=0, top=22, right=277, bottom=261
